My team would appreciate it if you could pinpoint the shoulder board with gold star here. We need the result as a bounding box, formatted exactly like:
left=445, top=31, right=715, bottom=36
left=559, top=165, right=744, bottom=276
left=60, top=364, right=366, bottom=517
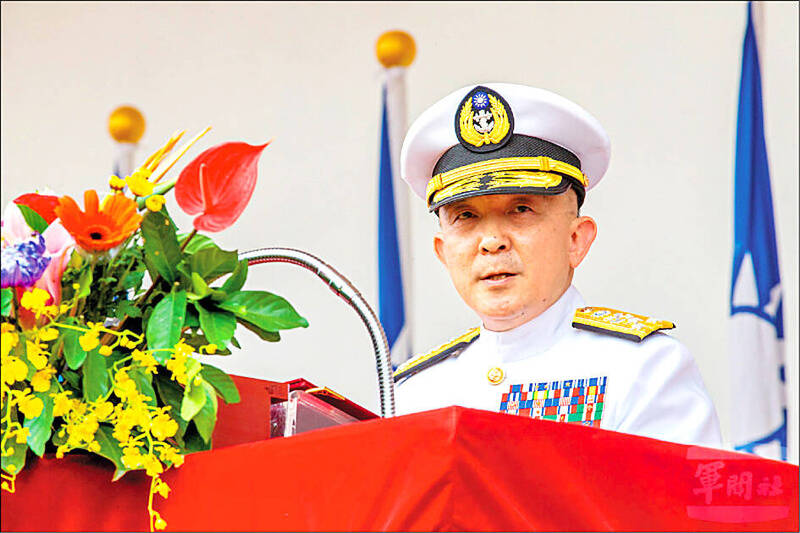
left=572, top=307, right=675, bottom=342
left=393, top=327, right=481, bottom=383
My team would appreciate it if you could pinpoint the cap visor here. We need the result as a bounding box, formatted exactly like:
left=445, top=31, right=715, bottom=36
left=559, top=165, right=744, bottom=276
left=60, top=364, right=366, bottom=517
left=429, top=170, right=572, bottom=212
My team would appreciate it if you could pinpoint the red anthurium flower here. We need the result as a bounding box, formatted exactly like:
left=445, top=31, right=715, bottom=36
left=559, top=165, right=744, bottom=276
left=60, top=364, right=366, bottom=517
left=175, top=141, right=269, bottom=232
left=14, top=193, right=61, bottom=224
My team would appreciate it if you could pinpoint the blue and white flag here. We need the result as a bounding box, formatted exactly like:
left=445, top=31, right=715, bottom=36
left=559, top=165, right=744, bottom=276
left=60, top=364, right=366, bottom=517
left=378, top=68, right=412, bottom=367
left=730, top=2, right=786, bottom=461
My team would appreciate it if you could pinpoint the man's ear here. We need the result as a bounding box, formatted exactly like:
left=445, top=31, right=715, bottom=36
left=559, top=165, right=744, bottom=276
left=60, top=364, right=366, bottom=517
left=569, top=216, right=597, bottom=269
left=433, top=232, right=447, bottom=267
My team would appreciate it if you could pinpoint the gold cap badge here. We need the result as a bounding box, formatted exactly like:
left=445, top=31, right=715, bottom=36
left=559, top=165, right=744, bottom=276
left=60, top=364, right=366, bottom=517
left=455, top=86, right=514, bottom=153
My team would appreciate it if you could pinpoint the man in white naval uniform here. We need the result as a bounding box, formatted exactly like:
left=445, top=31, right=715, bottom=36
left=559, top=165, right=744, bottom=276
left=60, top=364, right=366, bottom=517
left=394, top=83, right=722, bottom=448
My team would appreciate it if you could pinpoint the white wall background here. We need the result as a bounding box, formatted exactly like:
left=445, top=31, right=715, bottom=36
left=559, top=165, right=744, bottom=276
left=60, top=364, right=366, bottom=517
left=2, top=1, right=797, bottom=461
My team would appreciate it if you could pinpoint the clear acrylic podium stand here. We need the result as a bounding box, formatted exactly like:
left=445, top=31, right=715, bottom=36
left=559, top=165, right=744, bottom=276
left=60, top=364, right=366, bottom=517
left=270, top=390, right=360, bottom=438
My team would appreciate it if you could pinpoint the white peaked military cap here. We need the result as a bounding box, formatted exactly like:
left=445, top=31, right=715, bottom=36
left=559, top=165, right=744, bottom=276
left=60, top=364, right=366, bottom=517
left=400, top=83, right=611, bottom=211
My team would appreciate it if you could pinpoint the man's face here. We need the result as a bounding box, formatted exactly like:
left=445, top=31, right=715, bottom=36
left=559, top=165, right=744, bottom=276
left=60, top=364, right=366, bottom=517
left=434, top=191, right=596, bottom=332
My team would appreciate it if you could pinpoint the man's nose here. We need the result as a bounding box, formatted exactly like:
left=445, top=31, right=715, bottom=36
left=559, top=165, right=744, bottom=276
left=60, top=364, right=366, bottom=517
left=479, top=231, right=509, bottom=254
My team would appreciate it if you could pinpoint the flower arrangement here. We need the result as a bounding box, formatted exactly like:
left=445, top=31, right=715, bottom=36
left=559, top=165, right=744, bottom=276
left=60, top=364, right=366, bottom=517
left=0, top=130, right=308, bottom=530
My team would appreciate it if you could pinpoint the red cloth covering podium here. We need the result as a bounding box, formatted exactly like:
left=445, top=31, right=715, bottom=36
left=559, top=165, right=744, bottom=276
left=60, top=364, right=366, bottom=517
left=2, top=375, right=797, bottom=532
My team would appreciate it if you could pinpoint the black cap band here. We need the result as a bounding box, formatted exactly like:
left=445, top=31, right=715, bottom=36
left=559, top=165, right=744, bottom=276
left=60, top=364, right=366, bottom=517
left=433, top=134, right=586, bottom=207
left=434, top=134, right=581, bottom=175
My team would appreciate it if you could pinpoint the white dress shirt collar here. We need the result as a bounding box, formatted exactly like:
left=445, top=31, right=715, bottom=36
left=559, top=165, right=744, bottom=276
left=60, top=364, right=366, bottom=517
left=476, top=285, right=585, bottom=363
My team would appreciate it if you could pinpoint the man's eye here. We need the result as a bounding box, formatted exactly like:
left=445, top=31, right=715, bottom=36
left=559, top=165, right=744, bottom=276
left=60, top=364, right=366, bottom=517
left=454, top=211, right=474, bottom=221
left=513, top=205, right=533, bottom=213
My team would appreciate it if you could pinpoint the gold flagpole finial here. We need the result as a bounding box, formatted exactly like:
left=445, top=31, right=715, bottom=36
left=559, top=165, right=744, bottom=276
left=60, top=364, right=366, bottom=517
left=108, top=105, right=146, bottom=143
left=376, top=30, right=416, bottom=68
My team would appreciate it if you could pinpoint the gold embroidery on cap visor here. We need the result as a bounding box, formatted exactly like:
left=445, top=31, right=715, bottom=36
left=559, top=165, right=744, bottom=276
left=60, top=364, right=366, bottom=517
left=426, top=156, right=589, bottom=210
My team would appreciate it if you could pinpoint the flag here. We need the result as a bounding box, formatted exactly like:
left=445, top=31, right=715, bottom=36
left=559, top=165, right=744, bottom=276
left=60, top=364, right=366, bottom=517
left=730, top=2, right=786, bottom=461
left=378, top=68, right=412, bottom=367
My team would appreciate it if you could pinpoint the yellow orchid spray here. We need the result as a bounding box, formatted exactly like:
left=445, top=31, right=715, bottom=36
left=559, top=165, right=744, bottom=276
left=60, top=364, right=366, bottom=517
left=1, top=128, right=308, bottom=531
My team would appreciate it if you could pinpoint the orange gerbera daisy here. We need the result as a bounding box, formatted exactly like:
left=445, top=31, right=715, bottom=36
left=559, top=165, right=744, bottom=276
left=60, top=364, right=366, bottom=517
left=55, top=190, right=142, bottom=251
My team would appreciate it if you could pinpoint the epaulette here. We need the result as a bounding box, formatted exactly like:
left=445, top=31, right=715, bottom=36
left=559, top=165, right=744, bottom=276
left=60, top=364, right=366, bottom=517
left=572, top=306, right=675, bottom=342
left=393, top=327, right=480, bottom=383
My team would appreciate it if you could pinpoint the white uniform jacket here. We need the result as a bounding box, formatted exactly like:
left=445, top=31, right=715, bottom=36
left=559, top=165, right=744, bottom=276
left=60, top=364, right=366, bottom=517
left=396, top=286, right=723, bottom=448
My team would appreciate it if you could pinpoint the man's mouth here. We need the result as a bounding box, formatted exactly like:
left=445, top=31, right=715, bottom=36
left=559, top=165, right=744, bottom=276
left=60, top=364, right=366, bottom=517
left=481, top=272, right=517, bottom=281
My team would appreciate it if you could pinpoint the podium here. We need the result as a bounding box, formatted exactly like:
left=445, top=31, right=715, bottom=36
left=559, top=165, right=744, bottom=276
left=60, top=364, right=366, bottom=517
left=2, top=375, right=797, bottom=532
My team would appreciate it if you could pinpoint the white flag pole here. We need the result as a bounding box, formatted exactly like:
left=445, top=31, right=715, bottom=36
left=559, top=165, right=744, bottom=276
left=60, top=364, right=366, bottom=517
left=113, top=143, right=137, bottom=179
left=108, top=105, right=146, bottom=178
left=377, top=31, right=416, bottom=366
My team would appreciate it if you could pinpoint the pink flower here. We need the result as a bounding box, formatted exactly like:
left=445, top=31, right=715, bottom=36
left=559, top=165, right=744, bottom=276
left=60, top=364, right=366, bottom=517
left=36, top=221, right=74, bottom=306
left=2, top=201, right=33, bottom=243
left=2, top=201, right=75, bottom=307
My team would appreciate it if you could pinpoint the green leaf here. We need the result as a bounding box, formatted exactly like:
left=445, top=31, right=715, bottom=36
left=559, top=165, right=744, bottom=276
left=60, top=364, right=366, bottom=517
left=176, top=262, right=193, bottom=284
left=237, top=318, right=280, bottom=342
left=195, top=304, right=236, bottom=347
left=221, top=260, right=248, bottom=294
left=219, top=290, right=308, bottom=331
left=128, top=368, right=157, bottom=407
left=188, top=246, right=239, bottom=282
left=76, top=267, right=93, bottom=299
left=178, top=233, right=217, bottom=255
left=17, top=204, right=49, bottom=234
left=182, top=331, right=232, bottom=355
left=185, top=357, right=202, bottom=382
left=193, top=382, right=218, bottom=443
left=1, top=435, right=27, bottom=476
left=154, top=375, right=188, bottom=436
left=58, top=318, right=87, bottom=370
left=188, top=272, right=212, bottom=300
left=94, top=425, right=128, bottom=481
left=122, top=270, right=145, bottom=291
left=142, top=253, right=160, bottom=286
left=230, top=336, right=241, bottom=349
left=62, top=369, right=81, bottom=390
left=182, top=424, right=212, bottom=453
left=146, top=289, right=187, bottom=363
left=181, top=379, right=207, bottom=421
left=1, top=288, right=12, bottom=316
left=188, top=276, right=227, bottom=304
left=24, top=384, right=56, bottom=457
left=61, top=326, right=87, bottom=370
left=178, top=358, right=205, bottom=421
left=209, top=290, right=228, bottom=304
left=184, top=305, right=200, bottom=329
left=141, top=210, right=182, bottom=283
left=24, top=358, right=36, bottom=381
left=116, top=300, right=142, bottom=319
left=200, top=363, right=240, bottom=404
left=83, top=347, right=109, bottom=401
